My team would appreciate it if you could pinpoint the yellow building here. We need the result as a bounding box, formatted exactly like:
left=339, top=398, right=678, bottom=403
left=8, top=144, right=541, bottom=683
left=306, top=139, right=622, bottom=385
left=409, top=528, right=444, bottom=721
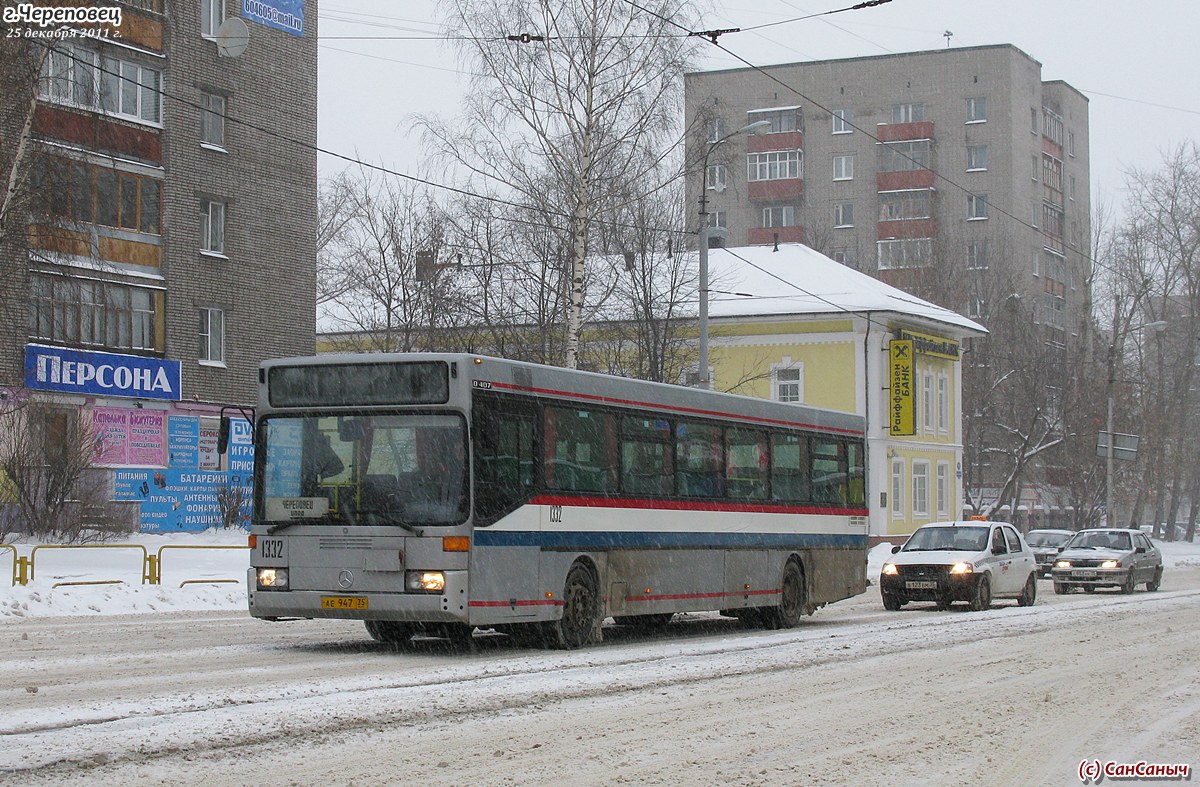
left=704, top=244, right=985, bottom=540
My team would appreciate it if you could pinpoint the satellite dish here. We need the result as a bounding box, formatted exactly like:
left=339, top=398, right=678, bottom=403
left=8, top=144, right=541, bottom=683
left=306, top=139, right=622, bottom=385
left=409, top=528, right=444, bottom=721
left=215, top=17, right=249, bottom=58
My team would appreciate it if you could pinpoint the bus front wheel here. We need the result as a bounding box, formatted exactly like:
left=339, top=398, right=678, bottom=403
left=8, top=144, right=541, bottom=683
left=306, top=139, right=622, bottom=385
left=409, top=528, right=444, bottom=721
left=364, top=619, right=413, bottom=646
left=544, top=562, right=601, bottom=649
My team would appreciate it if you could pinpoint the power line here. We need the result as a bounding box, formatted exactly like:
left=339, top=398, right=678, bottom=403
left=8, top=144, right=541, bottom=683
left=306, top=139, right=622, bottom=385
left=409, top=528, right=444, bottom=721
left=619, top=0, right=1131, bottom=289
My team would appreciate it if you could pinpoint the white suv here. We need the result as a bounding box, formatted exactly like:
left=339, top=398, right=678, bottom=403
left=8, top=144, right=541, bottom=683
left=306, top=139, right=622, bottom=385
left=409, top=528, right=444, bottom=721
left=880, top=521, right=1038, bottom=611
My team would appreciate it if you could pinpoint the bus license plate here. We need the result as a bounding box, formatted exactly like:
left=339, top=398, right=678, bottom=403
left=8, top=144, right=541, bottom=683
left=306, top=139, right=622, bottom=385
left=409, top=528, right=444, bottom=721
left=906, top=581, right=937, bottom=590
left=321, top=596, right=368, bottom=610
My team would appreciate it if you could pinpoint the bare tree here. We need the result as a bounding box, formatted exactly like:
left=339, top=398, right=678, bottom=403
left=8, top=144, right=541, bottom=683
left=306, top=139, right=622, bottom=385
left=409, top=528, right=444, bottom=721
left=318, top=168, right=469, bottom=353
left=0, top=398, right=122, bottom=542
left=421, top=0, right=701, bottom=369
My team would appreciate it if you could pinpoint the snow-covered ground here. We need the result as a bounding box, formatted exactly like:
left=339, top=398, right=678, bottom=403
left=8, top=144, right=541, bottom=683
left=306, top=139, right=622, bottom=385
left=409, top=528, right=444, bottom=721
left=3, top=532, right=1199, bottom=618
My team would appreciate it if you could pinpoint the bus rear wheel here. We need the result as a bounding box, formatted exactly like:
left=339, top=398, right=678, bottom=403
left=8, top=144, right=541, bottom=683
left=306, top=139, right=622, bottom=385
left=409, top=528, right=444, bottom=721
left=760, top=559, right=806, bottom=629
left=543, top=563, right=601, bottom=649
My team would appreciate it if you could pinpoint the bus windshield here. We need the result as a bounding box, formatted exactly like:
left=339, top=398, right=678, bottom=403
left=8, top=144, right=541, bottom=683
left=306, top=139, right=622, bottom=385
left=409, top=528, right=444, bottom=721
left=258, top=413, right=468, bottom=527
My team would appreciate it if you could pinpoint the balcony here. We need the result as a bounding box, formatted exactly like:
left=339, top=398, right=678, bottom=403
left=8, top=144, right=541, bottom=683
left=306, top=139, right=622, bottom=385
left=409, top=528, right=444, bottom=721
left=748, top=178, right=804, bottom=202
left=748, top=131, right=803, bottom=153
left=877, top=170, right=935, bottom=191
left=877, top=219, right=936, bottom=240
left=877, top=121, right=934, bottom=143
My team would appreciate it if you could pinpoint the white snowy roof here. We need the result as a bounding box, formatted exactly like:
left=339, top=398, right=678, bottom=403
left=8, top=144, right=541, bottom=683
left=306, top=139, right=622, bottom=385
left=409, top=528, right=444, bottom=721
left=704, top=243, right=987, bottom=336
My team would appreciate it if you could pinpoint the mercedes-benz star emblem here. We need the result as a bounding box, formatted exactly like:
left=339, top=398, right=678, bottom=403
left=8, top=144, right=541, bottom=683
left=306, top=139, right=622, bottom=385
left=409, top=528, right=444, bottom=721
left=337, top=569, right=354, bottom=589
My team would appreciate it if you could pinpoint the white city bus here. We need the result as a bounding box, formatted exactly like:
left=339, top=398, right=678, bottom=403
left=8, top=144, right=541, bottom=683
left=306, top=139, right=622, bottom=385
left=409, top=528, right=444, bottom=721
left=245, top=353, right=869, bottom=648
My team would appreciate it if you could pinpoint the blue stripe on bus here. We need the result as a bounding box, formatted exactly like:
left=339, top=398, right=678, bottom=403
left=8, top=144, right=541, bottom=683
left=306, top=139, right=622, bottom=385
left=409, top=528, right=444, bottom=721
left=472, top=530, right=869, bottom=550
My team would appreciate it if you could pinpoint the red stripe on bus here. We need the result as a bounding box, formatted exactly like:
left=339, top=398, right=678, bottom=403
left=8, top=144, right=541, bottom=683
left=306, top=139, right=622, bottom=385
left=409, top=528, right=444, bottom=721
left=468, top=599, right=563, bottom=608
left=482, top=380, right=864, bottom=436
left=625, top=589, right=780, bottom=602
left=529, top=494, right=868, bottom=517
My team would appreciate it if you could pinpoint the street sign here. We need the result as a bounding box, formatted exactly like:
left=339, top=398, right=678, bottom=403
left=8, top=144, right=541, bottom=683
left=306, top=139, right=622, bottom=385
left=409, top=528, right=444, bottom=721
left=1097, top=431, right=1139, bottom=462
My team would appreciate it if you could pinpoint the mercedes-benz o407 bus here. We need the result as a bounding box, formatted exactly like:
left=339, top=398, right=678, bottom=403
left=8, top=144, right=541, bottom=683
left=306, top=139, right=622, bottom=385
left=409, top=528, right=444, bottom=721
left=246, top=353, right=869, bottom=648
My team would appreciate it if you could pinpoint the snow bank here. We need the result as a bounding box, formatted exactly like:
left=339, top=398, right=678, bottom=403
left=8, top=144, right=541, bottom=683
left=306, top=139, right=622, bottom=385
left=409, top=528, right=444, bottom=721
left=2, top=531, right=1197, bottom=619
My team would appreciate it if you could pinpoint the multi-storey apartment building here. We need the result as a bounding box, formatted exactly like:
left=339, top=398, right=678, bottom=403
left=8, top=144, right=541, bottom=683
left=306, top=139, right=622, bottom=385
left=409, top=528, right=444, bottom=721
left=0, top=0, right=316, bottom=531
left=685, top=44, right=1090, bottom=341
left=686, top=45, right=1091, bottom=527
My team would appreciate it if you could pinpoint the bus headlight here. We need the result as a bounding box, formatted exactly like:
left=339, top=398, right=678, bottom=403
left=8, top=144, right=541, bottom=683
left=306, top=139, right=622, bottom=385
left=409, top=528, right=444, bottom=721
left=257, top=568, right=289, bottom=589
left=406, top=571, right=446, bottom=593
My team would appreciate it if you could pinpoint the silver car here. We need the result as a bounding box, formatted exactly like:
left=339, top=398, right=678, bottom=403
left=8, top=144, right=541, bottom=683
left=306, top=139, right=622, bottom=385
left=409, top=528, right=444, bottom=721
left=1050, top=528, right=1163, bottom=594
left=1026, top=528, right=1075, bottom=577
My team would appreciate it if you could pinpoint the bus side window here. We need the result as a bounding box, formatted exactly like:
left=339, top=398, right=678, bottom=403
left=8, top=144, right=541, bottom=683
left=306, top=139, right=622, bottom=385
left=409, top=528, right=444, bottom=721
left=811, top=439, right=845, bottom=505
left=771, top=434, right=809, bottom=502
left=473, top=399, right=536, bottom=524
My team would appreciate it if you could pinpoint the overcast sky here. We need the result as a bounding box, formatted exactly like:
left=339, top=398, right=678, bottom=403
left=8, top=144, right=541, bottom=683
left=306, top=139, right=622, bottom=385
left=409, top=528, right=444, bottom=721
left=315, top=0, right=1199, bottom=213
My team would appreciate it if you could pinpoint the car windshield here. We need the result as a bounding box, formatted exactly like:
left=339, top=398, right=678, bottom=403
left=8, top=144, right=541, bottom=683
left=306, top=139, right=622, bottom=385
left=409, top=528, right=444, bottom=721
left=902, top=525, right=989, bottom=552
left=1026, top=531, right=1072, bottom=548
left=1066, top=531, right=1132, bottom=551
left=258, top=412, right=468, bottom=527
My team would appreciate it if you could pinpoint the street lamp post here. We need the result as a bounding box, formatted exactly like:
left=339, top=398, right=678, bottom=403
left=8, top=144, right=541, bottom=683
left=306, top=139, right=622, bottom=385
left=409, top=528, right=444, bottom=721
left=696, top=119, right=771, bottom=389
left=1105, top=320, right=1166, bottom=525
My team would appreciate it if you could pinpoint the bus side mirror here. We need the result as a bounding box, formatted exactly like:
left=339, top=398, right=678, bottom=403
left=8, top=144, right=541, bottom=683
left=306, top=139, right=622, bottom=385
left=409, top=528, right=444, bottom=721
left=217, top=416, right=230, bottom=455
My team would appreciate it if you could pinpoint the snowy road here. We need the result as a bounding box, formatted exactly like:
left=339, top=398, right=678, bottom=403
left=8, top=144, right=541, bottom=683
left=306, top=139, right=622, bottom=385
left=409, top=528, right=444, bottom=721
left=3, top=569, right=1199, bottom=786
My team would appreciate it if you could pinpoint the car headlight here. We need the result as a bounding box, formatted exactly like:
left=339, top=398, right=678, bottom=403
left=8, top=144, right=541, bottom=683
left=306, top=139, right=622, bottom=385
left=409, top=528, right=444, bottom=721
left=1055, top=559, right=1071, bottom=569
left=1101, top=560, right=1121, bottom=569
left=406, top=570, right=446, bottom=593
left=257, top=568, right=289, bottom=589
left=881, top=563, right=898, bottom=576
left=949, top=562, right=974, bottom=575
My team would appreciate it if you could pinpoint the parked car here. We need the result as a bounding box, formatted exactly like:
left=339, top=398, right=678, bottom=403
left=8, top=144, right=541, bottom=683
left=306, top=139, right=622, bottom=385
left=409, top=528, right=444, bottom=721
left=1050, top=528, right=1163, bottom=594
left=880, top=520, right=1038, bottom=611
left=1025, top=528, right=1075, bottom=577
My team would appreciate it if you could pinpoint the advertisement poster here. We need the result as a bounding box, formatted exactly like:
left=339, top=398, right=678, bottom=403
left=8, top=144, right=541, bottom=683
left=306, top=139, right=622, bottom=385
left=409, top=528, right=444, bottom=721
left=113, top=418, right=254, bottom=532
left=92, top=407, right=166, bottom=467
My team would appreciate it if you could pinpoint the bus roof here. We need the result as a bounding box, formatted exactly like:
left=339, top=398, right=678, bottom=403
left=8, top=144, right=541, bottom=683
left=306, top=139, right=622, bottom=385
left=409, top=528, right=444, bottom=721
left=260, top=353, right=865, bottom=436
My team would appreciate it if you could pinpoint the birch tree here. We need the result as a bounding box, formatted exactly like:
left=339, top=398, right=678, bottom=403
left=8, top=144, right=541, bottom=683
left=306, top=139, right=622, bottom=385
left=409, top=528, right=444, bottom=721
left=421, top=0, right=700, bottom=368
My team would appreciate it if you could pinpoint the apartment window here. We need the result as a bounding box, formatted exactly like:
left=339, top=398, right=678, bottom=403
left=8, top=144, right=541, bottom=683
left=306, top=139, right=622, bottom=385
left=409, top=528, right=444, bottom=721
left=29, top=274, right=160, bottom=351
left=832, top=109, right=853, bottom=134
left=1031, top=108, right=1039, bottom=133
left=201, top=0, right=224, bottom=38
left=967, top=240, right=988, bottom=270
left=706, top=117, right=726, bottom=143
left=200, top=199, right=226, bottom=254
left=199, top=307, right=225, bottom=363
left=967, top=194, right=988, bottom=220
left=705, top=163, right=726, bottom=191
left=937, top=374, right=949, bottom=433
left=773, top=363, right=803, bottom=403
left=936, top=462, right=950, bottom=518
left=200, top=91, right=226, bottom=148
left=762, top=205, right=795, bottom=228
left=1068, top=131, right=1076, bottom=157
left=1069, top=175, right=1076, bottom=201
left=748, top=107, right=799, bottom=134
left=832, top=249, right=853, bottom=266
left=31, top=156, right=161, bottom=235
left=706, top=210, right=726, bottom=230
left=833, top=154, right=855, bottom=181
left=966, top=96, right=987, bottom=123
left=878, top=189, right=932, bottom=221
left=834, top=202, right=854, bottom=228
left=891, top=458, right=905, bottom=517
left=966, top=145, right=987, bottom=171
left=922, top=371, right=934, bottom=433
left=878, top=140, right=930, bottom=172
left=1031, top=155, right=1039, bottom=181
left=1042, top=108, right=1064, bottom=146
left=891, top=103, right=925, bottom=124
left=1043, top=204, right=1065, bottom=239
left=912, top=461, right=929, bottom=518
left=877, top=238, right=932, bottom=270
left=968, top=296, right=985, bottom=318
left=40, top=43, right=161, bottom=124
left=747, top=150, right=802, bottom=181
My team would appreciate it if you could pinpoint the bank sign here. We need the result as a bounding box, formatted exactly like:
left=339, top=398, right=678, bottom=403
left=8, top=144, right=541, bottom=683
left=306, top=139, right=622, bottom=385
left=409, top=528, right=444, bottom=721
left=24, top=344, right=182, bottom=401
